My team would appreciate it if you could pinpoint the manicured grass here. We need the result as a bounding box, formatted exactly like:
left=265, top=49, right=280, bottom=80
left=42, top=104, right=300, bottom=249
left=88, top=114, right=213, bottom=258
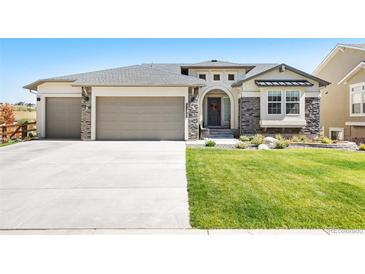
left=0, top=142, right=15, bottom=148
left=186, top=148, right=365, bottom=229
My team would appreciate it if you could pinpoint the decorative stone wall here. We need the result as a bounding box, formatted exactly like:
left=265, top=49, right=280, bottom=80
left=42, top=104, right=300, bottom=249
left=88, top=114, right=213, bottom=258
left=81, top=87, right=92, bottom=140
left=303, top=97, right=320, bottom=135
left=188, top=88, right=199, bottom=140
left=239, top=97, right=260, bottom=134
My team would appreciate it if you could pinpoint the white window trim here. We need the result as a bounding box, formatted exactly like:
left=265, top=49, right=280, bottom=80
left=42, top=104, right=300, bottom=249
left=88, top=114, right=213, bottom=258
left=227, top=72, right=237, bottom=82
left=266, top=89, right=302, bottom=116
left=285, top=90, right=301, bottom=116
left=349, top=82, right=365, bottom=117
left=212, top=73, right=222, bottom=81
left=329, top=127, right=344, bottom=140
left=267, top=90, right=283, bottom=115
left=198, top=73, right=207, bottom=80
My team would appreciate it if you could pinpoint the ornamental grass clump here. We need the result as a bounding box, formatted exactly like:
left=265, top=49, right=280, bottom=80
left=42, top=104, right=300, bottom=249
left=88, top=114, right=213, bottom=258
left=275, top=139, right=290, bottom=149
left=236, top=141, right=247, bottom=149
left=359, top=144, right=365, bottom=151
left=321, top=137, right=332, bottom=144
left=205, top=140, right=216, bottom=147
left=239, top=135, right=250, bottom=142
left=250, top=134, right=264, bottom=146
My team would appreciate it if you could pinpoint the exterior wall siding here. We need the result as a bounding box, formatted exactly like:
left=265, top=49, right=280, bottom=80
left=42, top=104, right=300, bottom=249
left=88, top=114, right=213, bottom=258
left=81, top=87, right=92, bottom=140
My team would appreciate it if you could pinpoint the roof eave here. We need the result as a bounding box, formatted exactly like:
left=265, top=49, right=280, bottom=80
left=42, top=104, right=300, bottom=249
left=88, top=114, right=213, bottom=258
left=313, top=44, right=365, bottom=75
left=23, top=79, right=76, bottom=91
left=338, top=62, right=365, bottom=85
left=71, top=83, right=206, bottom=88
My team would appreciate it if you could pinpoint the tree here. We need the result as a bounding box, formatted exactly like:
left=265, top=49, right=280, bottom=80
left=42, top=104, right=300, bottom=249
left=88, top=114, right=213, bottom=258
left=0, top=103, right=16, bottom=125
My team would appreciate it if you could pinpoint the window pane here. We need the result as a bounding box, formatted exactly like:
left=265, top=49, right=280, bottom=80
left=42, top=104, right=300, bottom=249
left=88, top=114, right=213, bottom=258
left=199, top=74, right=206, bottom=80
left=286, top=91, right=300, bottom=102
left=353, top=103, right=361, bottom=114
left=223, top=97, right=230, bottom=122
left=286, top=103, right=299, bottom=114
left=213, top=74, right=220, bottom=81
left=268, top=91, right=281, bottom=102
left=330, top=131, right=339, bottom=140
left=268, top=103, right=281, bottom=114
left=228, top=74, right=235, bottom=81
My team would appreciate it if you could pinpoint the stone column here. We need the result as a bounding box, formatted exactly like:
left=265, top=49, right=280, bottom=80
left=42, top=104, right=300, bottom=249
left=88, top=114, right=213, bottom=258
left=239, top=97, right=260, bottom=135
left=81, top=87, right=92, bottom=140
left=187, top=87, right=199, bottom=140
left=304, top=97, right=320, bottom=135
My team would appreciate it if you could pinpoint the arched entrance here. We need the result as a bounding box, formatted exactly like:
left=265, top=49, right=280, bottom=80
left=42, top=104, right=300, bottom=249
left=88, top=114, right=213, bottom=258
left=199, top=87, right=234, bottom=129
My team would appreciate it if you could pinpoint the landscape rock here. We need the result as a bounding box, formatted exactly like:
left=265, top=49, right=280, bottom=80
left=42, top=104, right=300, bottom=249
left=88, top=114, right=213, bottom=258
left=258, top=144, right=270, bottom=150
left=264, top=137, right=278, bottom=148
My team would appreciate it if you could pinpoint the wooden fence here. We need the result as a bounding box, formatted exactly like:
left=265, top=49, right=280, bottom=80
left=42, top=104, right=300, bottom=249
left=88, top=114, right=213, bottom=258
left=1, top=121, right=37, bottom=143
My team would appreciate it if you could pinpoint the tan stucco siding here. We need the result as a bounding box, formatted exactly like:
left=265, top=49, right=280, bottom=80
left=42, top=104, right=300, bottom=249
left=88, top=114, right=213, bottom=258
left=316, top=47, right=365, bottom=138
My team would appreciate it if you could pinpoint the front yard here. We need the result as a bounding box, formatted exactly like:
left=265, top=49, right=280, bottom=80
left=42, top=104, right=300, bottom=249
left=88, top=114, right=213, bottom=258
left=186, top=148, right=365, bottom=229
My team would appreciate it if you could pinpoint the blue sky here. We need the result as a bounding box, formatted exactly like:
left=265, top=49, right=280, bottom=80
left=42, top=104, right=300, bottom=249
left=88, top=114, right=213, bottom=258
left=1, top=38, right=365, bottom=103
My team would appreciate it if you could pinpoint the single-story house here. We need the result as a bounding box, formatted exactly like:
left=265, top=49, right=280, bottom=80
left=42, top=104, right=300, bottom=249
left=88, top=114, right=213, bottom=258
left=24, top=60, right=330, bottom=140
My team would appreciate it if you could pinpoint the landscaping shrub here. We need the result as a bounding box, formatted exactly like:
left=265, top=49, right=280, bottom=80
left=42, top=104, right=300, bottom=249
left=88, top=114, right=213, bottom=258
left=275, top=134, right=285, bottom=141
left=17, top=119, right=30, bottom=125
left=0, top=103, right=15, bottom=125
left=250, top=134, right=264, bottom=146
left=359, top=144, right=365, bottom=151
left=236, top=141, right=247, bottom=149
left=239, top=135, right=250, bottom=142
left=321, top=137, right=332, bottom=144
left=205, top=140, right=216, bottom=147
left=275, top=139, right=289, bottom=149
left=290, top=135, right=307, bottom=143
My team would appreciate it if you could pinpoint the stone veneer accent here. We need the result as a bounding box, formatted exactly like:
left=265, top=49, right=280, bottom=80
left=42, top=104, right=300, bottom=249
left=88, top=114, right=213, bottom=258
left=239, top=97, right=260, bottom=135
left=81, top=87, right=92, bottom=140
left=303, top=97, right=320, bottom=135
left=188, top=88, right=199, bottom=140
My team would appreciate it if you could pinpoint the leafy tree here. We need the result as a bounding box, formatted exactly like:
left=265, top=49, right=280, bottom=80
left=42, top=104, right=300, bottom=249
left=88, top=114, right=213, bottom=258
left=0, top=103, right=16, bottom=125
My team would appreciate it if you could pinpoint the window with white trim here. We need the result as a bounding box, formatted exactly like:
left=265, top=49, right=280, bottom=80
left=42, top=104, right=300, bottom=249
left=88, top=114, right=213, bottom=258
left=213, top=74, right=221, bottom=81
left=268, top=91, right=282, bottom=114
left=285, top=91, right=300, bottom=114
left=350, top=83, right=365, bottom=115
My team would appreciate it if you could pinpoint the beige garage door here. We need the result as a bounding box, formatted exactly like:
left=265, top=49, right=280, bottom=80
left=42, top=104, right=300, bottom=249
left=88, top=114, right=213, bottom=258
left=46, top=97, right=81, bottom=139
left=96, top=97, right=185, bottom=140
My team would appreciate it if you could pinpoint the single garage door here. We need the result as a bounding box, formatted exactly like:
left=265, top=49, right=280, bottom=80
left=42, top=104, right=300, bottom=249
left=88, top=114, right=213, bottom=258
left=96, top=97, right=185, bottom=140
left=46, top=97, right=81, bottom=139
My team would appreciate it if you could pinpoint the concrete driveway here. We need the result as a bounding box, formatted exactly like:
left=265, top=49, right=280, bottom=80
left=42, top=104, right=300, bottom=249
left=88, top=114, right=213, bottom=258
left=0, top=141, right=190, bottom=229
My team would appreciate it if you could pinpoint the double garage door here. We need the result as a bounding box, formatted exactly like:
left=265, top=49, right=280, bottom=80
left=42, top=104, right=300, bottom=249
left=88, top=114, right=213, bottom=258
left=46, top=97, right=185, bottom=140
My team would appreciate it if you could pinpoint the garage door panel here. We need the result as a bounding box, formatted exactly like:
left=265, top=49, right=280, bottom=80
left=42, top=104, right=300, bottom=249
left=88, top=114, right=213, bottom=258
left=96, top=97, right=184, bottom=140
left=46, top=97, right=81, bottom=139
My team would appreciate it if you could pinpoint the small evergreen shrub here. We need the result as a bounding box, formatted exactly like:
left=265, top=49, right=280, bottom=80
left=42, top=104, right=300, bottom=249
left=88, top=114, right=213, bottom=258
left=250, top=134, right=264, bottom=146
left=239, top=135, right=250, bottom=142
left=359, top=144, right=365, bottom=151
left=205, top=140, right=216, bottom=147
left=321, top=137, right=332, bottom=144
left=236, top=141, right=247, bottom=149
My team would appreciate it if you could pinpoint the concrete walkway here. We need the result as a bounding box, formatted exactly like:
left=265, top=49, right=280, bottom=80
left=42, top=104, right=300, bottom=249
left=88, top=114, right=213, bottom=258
left=0, top=141, right=190, bottom=229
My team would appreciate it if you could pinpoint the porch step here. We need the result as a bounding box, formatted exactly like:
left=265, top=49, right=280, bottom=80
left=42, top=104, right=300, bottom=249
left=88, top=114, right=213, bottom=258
left=207, top=129, right=234, bottom=139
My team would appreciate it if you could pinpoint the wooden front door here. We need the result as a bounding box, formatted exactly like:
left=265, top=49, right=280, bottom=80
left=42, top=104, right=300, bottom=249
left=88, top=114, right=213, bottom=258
left=207, top=97, right=221, bottom=126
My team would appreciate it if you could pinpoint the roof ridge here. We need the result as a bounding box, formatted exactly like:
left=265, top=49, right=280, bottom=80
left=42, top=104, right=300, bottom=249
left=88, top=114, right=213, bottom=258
left=140, top=64, right=205, bottom=82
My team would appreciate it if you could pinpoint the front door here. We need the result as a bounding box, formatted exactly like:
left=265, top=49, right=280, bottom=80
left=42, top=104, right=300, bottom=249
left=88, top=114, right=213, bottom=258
left=208, top=97, right=221, bottom=126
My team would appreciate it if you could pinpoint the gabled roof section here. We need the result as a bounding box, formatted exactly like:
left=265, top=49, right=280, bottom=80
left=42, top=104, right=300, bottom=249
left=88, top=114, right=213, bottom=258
left=338, top=61, right=365, bottom=85
left=23, top=65, right=206, bottom=90
left=232, top=63, right=330, bottom=88
left=182, top=60, right=255, bottom=70
left=313, top=44, right=365, bottom=75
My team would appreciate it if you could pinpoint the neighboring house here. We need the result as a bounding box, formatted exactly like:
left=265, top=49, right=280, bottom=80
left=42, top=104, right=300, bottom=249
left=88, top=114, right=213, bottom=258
left=314, top=44, right=365, bottom=143
left=23, top=60, right=329, bottom=141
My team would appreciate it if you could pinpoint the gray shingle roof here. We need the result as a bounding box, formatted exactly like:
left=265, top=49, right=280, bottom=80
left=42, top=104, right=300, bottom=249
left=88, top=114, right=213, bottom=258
left=182, top=60, right=254, bottom=68
left=340, top=44, right=365, bottom=49
left=232, top=63, right=330, bottom=87
left=24, top=65, right=206, bottom=90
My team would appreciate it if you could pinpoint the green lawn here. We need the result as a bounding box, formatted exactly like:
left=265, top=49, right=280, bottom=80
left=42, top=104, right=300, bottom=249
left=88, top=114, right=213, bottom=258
left=0, top=142, right=15, bottom=148
left=186, top=148, right=365, bottom=229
